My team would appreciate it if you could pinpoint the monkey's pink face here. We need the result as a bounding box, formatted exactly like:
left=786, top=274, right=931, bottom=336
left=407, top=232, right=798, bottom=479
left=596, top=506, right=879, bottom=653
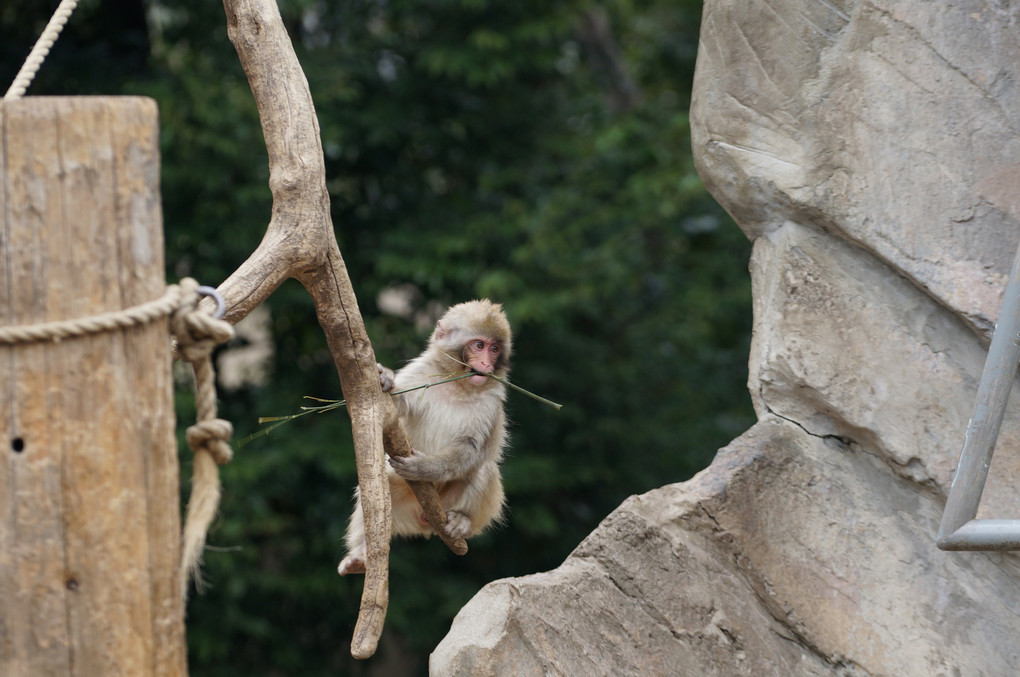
left=464, top=338, right=501, bottom=385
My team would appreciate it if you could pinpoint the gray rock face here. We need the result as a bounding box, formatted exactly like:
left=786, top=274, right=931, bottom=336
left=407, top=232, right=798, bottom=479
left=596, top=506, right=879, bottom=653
left=692, top=0, right=1020, bottom=336
left=431, top=0, right=1020, bottom=674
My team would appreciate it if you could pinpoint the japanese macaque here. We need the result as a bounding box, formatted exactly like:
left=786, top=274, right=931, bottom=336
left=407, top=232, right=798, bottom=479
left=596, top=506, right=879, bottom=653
left=338, top=299, right=512, bottom=575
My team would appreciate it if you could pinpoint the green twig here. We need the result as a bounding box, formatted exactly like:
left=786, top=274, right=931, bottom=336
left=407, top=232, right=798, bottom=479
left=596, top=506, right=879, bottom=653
left=237, top=369, right=560, bottom=447
left=236, top=396, right=346, bottom=446
left=438, top=350, right=562, bottom=410
left=484, top=373, right=563, bottom=410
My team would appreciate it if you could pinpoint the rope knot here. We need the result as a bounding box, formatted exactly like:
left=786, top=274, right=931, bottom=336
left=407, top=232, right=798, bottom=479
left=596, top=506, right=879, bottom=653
left=186, top=419, right=235, bottom=465
left=171, top=278, right=235, bottom=363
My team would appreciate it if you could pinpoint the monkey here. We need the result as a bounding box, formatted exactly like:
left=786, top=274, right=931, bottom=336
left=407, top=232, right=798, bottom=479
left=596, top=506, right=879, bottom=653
left=338, top=299, right=512, bottom=575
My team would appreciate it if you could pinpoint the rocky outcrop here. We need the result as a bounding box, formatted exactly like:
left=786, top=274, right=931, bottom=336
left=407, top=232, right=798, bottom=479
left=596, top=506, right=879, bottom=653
left=431, top=1, right=1020, bottom=674
left=433, top=421, right=1020, bottom=676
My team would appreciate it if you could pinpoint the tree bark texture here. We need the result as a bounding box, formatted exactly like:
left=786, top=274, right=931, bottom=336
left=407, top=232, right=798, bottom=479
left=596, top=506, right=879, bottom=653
left=0, top=97, right=186, bottom=675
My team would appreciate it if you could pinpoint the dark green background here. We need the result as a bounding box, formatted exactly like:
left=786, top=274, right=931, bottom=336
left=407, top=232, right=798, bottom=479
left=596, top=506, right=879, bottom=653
left=2, top=1, right=753, bottom=674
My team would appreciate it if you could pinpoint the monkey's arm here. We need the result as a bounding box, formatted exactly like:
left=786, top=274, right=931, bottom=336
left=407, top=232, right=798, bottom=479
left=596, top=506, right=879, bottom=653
left=389, top=404, right=505, bottom=482
left=387, top=436, right=485, bottom=482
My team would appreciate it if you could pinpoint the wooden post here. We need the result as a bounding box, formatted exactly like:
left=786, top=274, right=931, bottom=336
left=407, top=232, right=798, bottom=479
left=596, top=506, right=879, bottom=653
left=0, top=98, right=186, bottom=675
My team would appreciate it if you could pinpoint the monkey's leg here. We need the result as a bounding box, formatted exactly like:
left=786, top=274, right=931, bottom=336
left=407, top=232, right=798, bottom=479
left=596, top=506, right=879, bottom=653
left=389, top=474, right=432, bottom=537
left=446, top=463, right=505, bottom=538
left=338, top=489, right=368, bottom=575
left=339, top=471, right=445, bottom=576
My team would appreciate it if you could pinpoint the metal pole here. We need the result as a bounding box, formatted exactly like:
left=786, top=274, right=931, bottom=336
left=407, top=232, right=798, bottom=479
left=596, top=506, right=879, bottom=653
left=937, top=237, right=1020, bottom=549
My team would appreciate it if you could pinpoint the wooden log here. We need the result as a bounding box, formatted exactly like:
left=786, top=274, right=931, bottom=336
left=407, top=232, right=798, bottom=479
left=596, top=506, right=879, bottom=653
left=0, top=97, right=186, bottom=676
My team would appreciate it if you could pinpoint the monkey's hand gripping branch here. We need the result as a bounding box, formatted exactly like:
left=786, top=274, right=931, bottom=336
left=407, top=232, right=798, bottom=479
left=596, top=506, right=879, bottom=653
left=381, top=411, right=469, bottom=556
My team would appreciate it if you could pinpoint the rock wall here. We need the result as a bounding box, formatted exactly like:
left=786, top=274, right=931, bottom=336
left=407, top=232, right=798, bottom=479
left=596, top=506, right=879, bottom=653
left=431, top=1, right=1020, bottom=674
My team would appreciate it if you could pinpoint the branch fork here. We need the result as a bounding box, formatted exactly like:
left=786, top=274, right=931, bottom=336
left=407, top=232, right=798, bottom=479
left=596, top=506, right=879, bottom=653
left=218, top=0, right=461, bottom=658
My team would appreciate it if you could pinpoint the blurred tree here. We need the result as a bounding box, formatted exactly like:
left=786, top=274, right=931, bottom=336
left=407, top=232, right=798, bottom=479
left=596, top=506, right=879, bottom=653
left=0, top=0, right=752, bottom=674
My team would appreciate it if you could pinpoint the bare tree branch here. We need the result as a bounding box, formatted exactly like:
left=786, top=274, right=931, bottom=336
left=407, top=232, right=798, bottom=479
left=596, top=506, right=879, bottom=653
left=217, top=0, right=465, bottom=658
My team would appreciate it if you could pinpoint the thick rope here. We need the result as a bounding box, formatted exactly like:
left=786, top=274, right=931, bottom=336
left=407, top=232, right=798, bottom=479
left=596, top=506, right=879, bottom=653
left=4, top=0, right=82, bottom=100
left=0, top=286, right=183, bottom=344
left=0, top=276, right=236, bottom=601
left=171, top=278, right=236, bottom=600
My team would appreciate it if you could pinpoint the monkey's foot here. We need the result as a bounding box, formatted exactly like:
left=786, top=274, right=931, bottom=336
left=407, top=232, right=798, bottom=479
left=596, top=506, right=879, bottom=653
left=338, top=553, right=367, bottom=576
left=445, top=510, right=473, bottom=539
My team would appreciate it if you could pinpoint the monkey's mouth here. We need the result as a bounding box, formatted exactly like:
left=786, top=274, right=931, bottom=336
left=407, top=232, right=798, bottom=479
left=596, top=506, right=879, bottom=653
left=469, top=369, right=491, bottom=385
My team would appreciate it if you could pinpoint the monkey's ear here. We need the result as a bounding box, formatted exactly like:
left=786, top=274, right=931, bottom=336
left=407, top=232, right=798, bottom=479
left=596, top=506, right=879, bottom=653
left=434, top=320, right=448, bottom=340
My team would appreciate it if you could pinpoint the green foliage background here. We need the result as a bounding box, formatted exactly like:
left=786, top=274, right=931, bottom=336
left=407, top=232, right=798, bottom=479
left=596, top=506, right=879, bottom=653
left=2, top=0, right=753, bottom=674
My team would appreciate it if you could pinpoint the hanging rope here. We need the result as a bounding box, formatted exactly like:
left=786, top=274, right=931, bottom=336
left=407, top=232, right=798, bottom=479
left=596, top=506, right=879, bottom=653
left=170, top=278, right=236, bottom=599
left=0, top=277, right=236, bottom=600
left=5, top=0, right=82, bottom=100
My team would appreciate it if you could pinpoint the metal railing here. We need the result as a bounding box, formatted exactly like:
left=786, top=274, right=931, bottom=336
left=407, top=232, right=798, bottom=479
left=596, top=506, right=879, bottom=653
left=937, top=241, right=1020, bottom=550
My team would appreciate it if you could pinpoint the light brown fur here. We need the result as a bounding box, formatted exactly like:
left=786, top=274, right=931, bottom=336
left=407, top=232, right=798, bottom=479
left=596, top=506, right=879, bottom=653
left=338, top=300, right=511, bottom=575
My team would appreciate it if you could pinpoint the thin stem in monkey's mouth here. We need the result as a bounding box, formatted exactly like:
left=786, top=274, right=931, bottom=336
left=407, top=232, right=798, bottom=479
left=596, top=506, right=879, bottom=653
left=468, top=368, right=491, bottom=385
left=241, top=364, right=561, bottom=449
left=441, top=351, right=491, bottom=385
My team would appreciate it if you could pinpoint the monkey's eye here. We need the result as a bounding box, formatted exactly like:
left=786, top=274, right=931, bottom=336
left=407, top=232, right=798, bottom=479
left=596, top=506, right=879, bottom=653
left=472, top=340, right=485, bottom=351
left=490, top=344, right=500, bottom=354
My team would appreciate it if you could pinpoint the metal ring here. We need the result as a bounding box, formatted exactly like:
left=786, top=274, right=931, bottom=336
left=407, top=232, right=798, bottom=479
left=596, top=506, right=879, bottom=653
left=196, top=285, right=227, bottom=320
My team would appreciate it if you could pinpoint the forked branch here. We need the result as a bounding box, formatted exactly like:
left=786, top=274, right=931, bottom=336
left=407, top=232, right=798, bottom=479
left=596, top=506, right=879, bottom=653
left=217, top=0, right=465, bottom=659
